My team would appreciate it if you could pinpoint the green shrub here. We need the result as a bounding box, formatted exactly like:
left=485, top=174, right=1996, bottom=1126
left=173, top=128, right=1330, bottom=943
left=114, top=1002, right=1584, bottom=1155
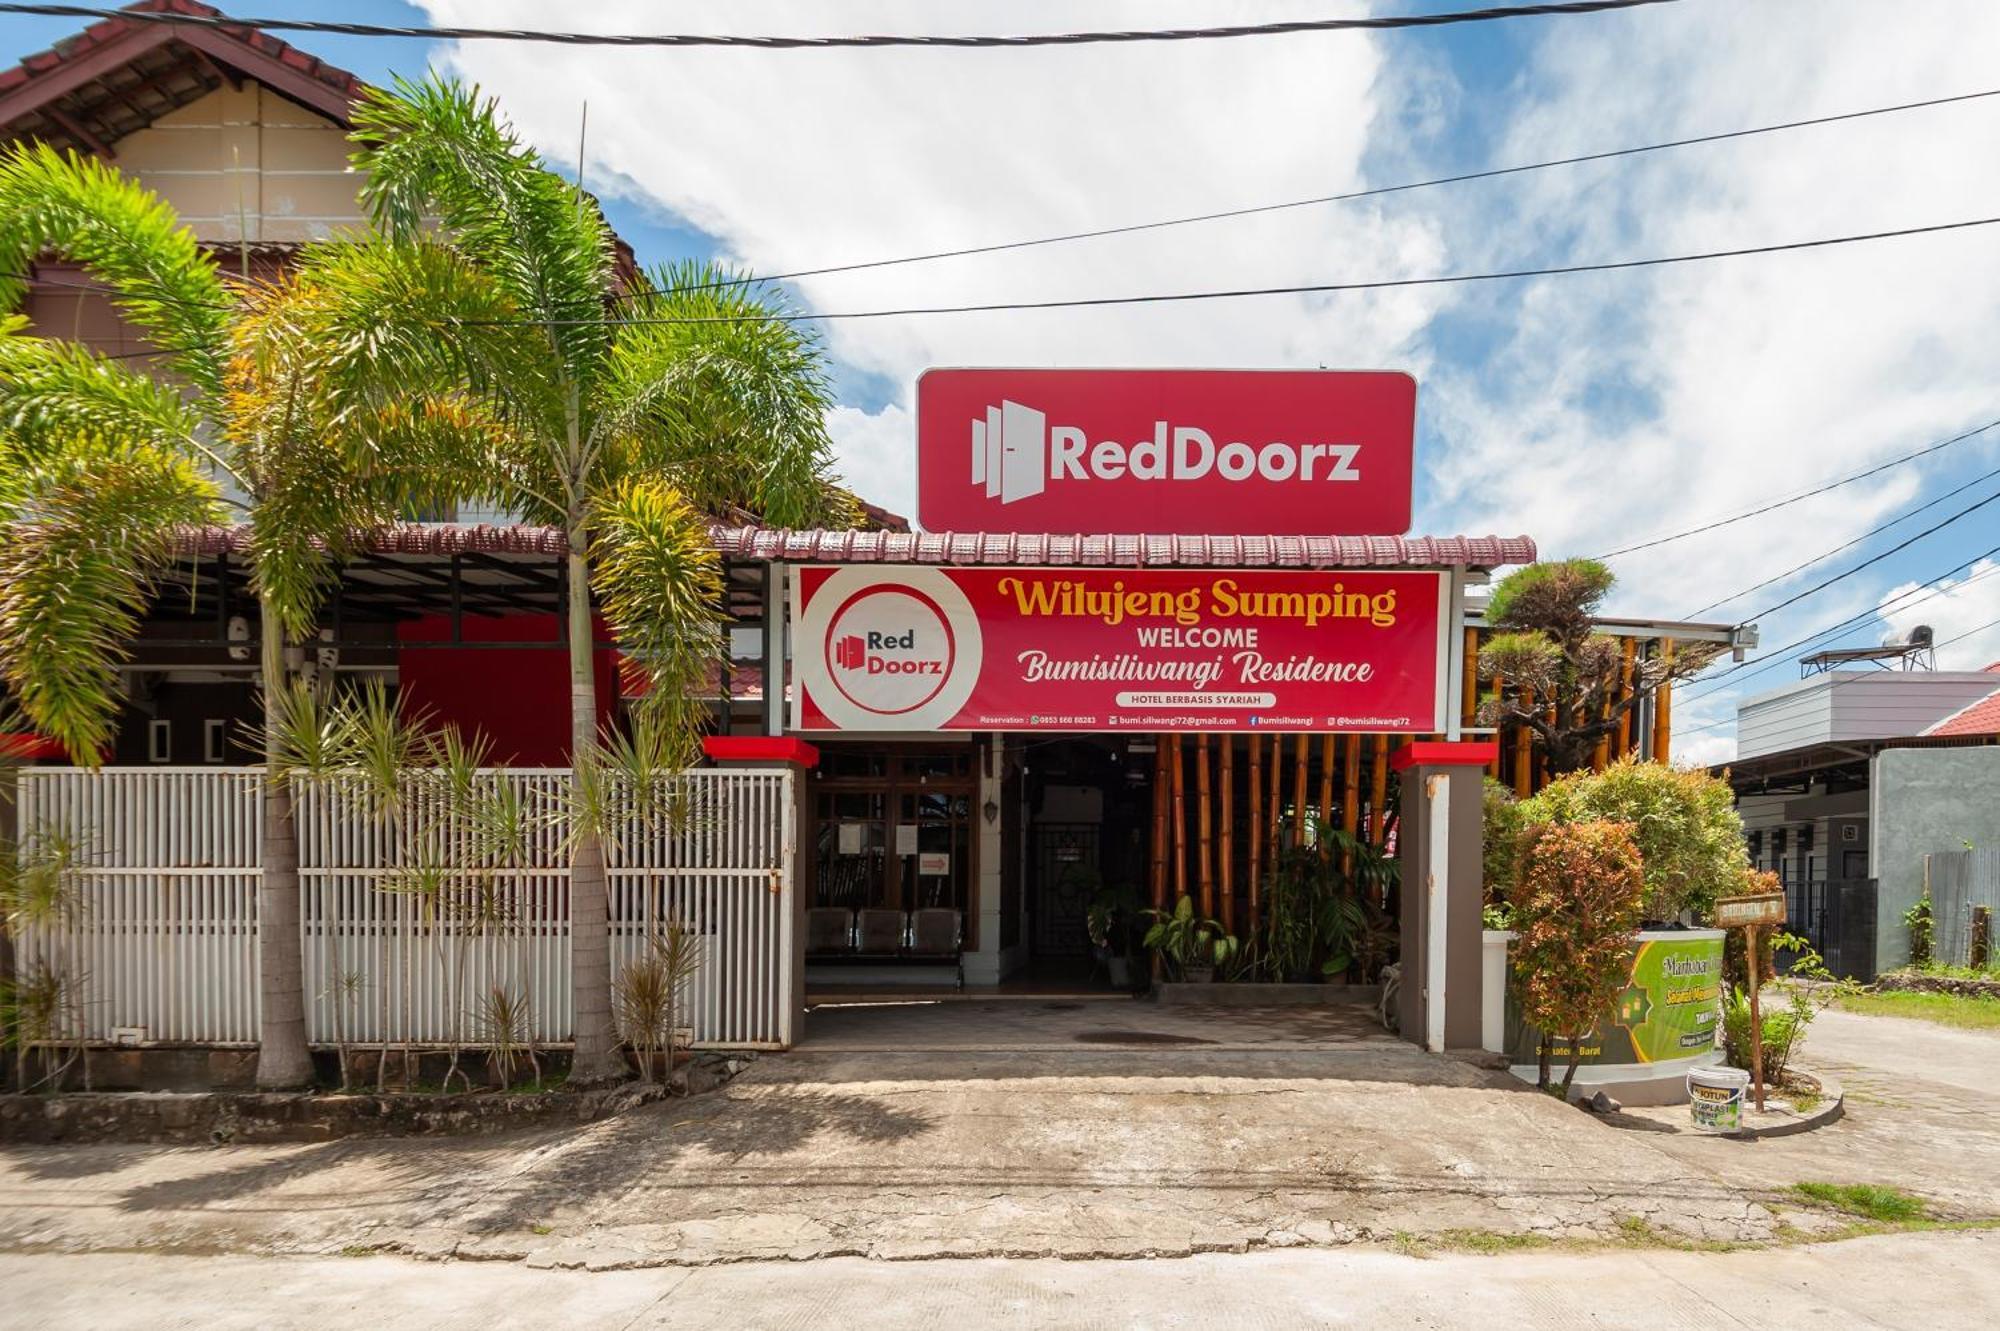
left=1518, top=758, right=1747, bottom=923
left=1481, top=778, right=1524, bottom=906
left=1905, top=892, right=1935, bottom=967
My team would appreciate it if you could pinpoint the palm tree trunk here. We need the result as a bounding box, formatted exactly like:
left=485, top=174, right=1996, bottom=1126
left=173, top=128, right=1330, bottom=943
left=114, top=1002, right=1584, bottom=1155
left=255, top=597, right=314, bottom=1089
left=565, top=534, right=624, bottom=1083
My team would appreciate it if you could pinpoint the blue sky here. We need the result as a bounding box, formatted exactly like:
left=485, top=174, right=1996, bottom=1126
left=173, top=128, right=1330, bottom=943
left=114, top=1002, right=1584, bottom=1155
left=5, top=1, right=1998, bottom=760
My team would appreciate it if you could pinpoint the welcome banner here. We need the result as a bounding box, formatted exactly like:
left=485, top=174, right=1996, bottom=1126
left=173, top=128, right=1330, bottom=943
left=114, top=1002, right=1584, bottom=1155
left=790, top=565, right=1447, bottom=733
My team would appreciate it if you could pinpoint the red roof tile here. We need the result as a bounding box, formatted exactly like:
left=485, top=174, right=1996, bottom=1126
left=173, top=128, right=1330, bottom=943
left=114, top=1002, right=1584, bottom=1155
left=161, top=522, right=1535, bottom=570
left=1926, top=686, right=2000, bottom=738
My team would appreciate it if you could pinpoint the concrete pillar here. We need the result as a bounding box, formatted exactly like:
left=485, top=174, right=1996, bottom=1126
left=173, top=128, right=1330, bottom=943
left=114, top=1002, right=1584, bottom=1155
left=1393, top=741, right=1498, bottom=1052
left=964, top=742, right=1008, bottom=986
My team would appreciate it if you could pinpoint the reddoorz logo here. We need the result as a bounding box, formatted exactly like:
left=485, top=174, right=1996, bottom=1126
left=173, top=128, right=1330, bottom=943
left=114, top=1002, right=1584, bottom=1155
left=970, top=400, right=1363, bottom=506
left=835, top=630, right=943, bottom=675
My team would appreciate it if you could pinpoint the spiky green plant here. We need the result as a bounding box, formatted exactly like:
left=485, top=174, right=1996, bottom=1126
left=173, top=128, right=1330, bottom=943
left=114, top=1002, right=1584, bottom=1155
left=0, top=145, right=501, bottom=1090
left=615, top=920, right=703, bottom=1087
left=343, top=76, right=851, bottom=1083
left=476, top=984, right=538, bottom=1090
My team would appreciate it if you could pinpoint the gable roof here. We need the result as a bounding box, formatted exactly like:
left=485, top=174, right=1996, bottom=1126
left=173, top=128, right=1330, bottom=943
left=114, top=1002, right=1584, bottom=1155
left=1925, top=663, right=2000, bottom=737
left=0, top=1, right=363, bottom=155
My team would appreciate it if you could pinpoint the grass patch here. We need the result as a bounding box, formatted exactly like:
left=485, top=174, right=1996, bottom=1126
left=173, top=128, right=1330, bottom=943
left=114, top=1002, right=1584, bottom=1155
left=1790, top=1182, right=1928, bottom=1223
left=1837, top=990, right=2000, bottom=1030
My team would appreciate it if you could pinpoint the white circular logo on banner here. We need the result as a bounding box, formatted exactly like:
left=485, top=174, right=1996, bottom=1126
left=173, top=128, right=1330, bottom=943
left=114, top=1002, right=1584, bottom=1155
left=799, top=567, right=982, bottom=730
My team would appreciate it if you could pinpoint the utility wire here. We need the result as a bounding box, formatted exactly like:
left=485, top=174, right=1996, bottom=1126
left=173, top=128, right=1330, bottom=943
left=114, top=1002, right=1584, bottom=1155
left=469, top=215, right=2000, bottom=325
left=1598, top=417, right=2000, bottom=559
left=1729, top=487, right=2000, bottom=628
left=639, top=86, right=2000, bottom=300
left=1676, top=609, right=2000, bottom=739
left=1686, top=461, right=2000, bottom=618
left=1683, top=551, right=2000, bottom=701
left=0, top=1, right=1685, bottom=49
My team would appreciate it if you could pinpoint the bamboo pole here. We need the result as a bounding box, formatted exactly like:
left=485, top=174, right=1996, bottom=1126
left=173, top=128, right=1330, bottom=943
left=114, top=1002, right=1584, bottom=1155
left=1487, top=673, right=1505, bottom=778
left=1196, top=734, right=1214, bottom=918
left=1150, top=739, right=1167, bottom=911
left=1317, top=734, right=1335, bottom=839
left=1513, top=685, right=1535, bottom=797
left=1342, top=734, right=1362, bottom=843
left=1653, top=640, right=1676, bottom=763
left=1291, top=732, right=1308, bottom=848
left=1248, top=733, right=1263, bottom=939
left=1170, top=734, right=1187, bottom=905
left=1264, top=731, right=1280, bottom=867
left=1219, top=737, right=1234, bottom=932
left=1462, top=627, right=1480, bottom=728
left=1619, top=639, right=1637, bottom=757
left=1369, top=736, right=1391, bottom=847
left=1592, top=664, right=1612, bottom=771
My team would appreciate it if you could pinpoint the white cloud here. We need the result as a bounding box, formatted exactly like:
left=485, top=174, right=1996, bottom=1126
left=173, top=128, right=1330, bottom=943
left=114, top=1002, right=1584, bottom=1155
left=825, top=402, right=914, bottom=521
left=1878, top=559, right=2000, bottom=671
left=418, top=0, right=1449, bottom=515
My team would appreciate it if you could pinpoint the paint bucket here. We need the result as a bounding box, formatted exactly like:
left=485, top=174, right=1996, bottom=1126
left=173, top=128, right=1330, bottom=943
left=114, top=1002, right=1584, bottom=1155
left=1687, top=1065, right=1751, bottom=1133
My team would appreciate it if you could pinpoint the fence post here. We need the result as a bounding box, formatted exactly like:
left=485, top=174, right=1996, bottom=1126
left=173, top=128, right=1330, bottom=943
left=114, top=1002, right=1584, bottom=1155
left=1972, top=906, right=1992, bottom=972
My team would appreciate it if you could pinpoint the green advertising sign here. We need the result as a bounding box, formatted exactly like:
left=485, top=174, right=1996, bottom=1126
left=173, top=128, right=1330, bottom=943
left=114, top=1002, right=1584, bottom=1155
left=1506, top=931, right=1723, bottom=1067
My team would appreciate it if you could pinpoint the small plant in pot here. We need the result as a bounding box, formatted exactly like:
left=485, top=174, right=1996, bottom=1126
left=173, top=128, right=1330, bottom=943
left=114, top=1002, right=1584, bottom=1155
left=1086, top=880, right=1144, bottom=989
left=1143, top=894, right=1238, bottom=983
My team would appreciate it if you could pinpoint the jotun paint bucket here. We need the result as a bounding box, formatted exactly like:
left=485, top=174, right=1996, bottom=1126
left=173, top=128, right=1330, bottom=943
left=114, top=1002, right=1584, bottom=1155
left=1688, top=1065, right=1752, bottom=1133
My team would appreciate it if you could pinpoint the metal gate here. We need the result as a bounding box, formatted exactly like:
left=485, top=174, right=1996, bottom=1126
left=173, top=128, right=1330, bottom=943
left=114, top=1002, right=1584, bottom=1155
left=11, top=765, right=796, bottom=1049
left=1032, top=822, right=1100, bottom=958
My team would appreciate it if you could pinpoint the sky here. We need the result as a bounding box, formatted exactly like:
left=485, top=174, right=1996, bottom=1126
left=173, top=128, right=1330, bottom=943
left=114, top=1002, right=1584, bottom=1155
left=4, top=0, right=1999, bottom=762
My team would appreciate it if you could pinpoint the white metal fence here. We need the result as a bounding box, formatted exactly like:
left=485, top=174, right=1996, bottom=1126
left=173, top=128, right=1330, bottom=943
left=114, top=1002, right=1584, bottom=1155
left=1926, top=846, right=2000, bottom=968
left=12, top=766, right=796, bottom=1050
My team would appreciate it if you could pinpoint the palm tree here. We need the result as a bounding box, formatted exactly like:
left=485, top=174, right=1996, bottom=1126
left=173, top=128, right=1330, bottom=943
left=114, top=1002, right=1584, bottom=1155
left=345, top=77, right=850, bottom=1083
left=0, top=145, right=488, bottom=1088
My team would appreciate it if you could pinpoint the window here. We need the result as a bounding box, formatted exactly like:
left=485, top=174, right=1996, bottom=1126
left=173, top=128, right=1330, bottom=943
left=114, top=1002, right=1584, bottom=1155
left=203, top=719, right=228, bottom=764
left=147, top=719, right=172, bottom=764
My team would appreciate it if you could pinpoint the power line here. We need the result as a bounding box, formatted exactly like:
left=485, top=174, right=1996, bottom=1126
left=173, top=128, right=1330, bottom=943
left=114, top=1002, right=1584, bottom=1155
left=1686, top=460, right=2000, bottom=618
left=642, top=86, right=2000, bottom=300
left=0, top=2, right=1685, bottom=49
left=1729, top=487, right=2000, bottom=628
left=1683, top=551, right=2000, bottom=702
left=469, top=214, right=2000, bottom=325
left=1598, top=417, right=2000, bottom=560
left=1676, top=609, right=2000, bottom=739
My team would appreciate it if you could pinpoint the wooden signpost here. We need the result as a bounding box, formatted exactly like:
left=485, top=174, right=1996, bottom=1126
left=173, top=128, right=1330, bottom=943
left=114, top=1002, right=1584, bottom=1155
left=1714, top=891, right=1787, bottom=1112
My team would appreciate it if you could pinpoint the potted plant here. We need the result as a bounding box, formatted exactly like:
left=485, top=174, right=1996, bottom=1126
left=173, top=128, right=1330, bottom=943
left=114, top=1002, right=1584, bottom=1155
left=1143, top=894, right=1238, bottom=983
left=1086, top=880, right=1143, bottom=989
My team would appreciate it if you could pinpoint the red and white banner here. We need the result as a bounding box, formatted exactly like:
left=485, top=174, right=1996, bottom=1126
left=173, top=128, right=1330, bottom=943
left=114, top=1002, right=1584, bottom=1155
left=915, top=368, right=1416, bottom=535
left=791, top=566, right=1447, bottom=733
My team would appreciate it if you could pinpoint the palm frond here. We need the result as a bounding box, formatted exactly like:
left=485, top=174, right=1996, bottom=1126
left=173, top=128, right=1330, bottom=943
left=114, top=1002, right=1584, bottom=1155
left=351, top=75, right=615, bottom=391
left=0, top=143, right=231, bottom=400
left=0, top=445, right=221, bottom=760
left=599, top=262, right=847, bottom=526
left=0, top=325, right=216, bottom=479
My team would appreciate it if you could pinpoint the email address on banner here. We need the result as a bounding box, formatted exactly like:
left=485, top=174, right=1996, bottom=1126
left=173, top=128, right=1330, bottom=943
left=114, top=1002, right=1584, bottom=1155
left=1115, top=691, right=1277, bottom=709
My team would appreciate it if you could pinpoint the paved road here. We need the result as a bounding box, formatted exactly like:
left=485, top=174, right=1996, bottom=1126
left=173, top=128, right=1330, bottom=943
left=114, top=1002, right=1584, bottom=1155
left=4, top=1230, right=1994, bottom=1329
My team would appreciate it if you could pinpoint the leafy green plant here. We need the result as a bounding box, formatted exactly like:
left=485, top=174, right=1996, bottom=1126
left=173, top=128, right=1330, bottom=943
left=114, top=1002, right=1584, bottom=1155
left=1722, top=930, right=1858, bottom=1089
left=1481, top=778, right=1524, bottom=906
left=615, top=920, right=704, bottom=1086
left=1258, top=831, right=1395, bottom=982
left=1905, top=892, right=1935, bottom=968
left=1142, top=895, right=1238, bottom=980
left=1085, top=879, right=1141, bottom=957
left=1518, top=759, right=1747, bottom=923
left=1507, top=820, right=1646, bottom=1095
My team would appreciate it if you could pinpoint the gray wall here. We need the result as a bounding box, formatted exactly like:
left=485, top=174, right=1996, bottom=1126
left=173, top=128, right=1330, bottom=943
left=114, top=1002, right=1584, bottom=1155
left=1738, top=672, right=2000, bottom=761
left=1870, top=747, right=2000, bottom=971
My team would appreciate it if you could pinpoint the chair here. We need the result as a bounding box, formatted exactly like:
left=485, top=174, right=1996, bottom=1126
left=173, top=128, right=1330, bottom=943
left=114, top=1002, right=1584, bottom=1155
left=806, top=907, right=855, bottom=956
left=906, top=907, right=965, bottom=990
left=854, top=908, right=906, bottom=957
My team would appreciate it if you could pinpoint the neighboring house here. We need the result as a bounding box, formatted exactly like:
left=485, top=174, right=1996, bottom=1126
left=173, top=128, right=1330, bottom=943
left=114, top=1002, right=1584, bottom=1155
left=1724, top=662, right=2000, bottom=977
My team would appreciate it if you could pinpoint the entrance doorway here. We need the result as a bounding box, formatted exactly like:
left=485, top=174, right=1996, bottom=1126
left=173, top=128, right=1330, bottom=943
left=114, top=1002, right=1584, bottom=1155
left=806, top=744, right=979, bottom=942
left=1021, top=738, right=1152, bottom=980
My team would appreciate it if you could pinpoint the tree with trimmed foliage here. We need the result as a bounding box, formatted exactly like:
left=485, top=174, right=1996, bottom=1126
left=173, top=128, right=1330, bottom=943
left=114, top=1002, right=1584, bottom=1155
left=1518, top=758, right=1748, bottom=924
left=0, top=145, right=483, bottom=1088
left=1508, top=819, right=1646, bottom=1095
left=341, top=78, right=853, bottom=1084
left=1477, top=559, right=1724, bottom=775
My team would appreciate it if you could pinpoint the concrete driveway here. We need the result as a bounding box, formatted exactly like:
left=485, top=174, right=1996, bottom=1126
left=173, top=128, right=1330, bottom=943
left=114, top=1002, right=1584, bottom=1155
left=0, top=1000, right=1784, bottom=1267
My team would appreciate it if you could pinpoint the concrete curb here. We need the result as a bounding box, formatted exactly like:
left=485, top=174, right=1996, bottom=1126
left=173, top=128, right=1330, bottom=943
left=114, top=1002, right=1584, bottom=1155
left=1154, top=982, right=1383, bottom=1007
left=1735, top=1069, right=1844, bottom=1139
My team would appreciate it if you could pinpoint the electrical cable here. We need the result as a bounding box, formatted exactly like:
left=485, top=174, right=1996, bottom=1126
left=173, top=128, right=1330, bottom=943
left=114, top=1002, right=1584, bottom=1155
left=0, top=2, right=1686, bottom=49
left=1686, top=461, right=2000, bottom=618
left=641, top=86, right=2000, bottom=300
left=1597, top=417, right=2000, bottom=559
left=466, top=214, right=2000, bottom=326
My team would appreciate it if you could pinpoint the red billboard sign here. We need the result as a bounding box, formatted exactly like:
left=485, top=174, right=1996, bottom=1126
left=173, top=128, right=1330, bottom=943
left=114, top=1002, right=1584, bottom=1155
left=915, top=368, right=1415, bottom=536
left=791, top=566, right=1446, bottom=733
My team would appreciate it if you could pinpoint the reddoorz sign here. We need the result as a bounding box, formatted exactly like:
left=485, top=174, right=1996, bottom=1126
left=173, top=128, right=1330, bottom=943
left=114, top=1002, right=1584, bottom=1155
left=915, top=368, right=1416, bottom=535
left=791, top=566, right=1447, bottom=733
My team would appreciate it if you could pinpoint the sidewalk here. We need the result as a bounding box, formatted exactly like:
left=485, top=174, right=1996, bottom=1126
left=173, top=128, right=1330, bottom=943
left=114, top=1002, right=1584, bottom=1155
left=6, top=1229, right=1995, bottom=1329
